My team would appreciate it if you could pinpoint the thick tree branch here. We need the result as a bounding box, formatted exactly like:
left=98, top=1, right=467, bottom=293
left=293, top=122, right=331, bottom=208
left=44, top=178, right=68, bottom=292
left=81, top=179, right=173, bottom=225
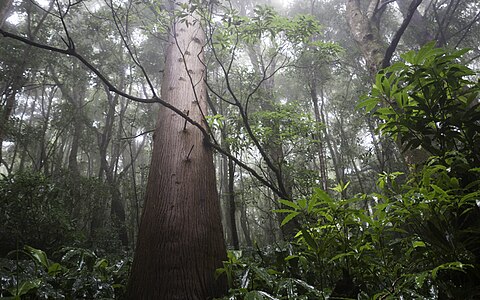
left=382, top=0, right=423, bottom=69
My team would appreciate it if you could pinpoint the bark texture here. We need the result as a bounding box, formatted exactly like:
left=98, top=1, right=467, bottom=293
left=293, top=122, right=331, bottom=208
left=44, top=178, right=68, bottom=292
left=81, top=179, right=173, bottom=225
left=0, top=0, right=13, bottom=28
left=126, top=14, right=227, bottom=299
left=346, top=0, right=385, bottom=76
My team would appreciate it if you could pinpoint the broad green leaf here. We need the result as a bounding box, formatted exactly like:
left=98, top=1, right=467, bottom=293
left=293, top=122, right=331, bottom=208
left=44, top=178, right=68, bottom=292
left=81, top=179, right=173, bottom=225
left=278, top=199, right=300, bottom=210
left=297, top=198, right=307, bottom=209
left=25, top=245, right=49, bottom=269
left=313, top=188, right=332, bottom=202
left=7, top=279, right=41, bottom=297
left=430, top=184, right=448, bottom=197
left=95, top=258, right=108, bottom=269
left=319, top=211, right=334, bottom=222
left=329, top=251, right=355, bottom=262
left=281, top=212, right=300, bottom=226
left=413, top=241, right=426, bottom=248
left=48, top=263, right=63, bottom=276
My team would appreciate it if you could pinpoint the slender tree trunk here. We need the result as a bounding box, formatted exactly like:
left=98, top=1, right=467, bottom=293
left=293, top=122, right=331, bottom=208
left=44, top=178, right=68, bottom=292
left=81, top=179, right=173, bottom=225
left=319, top=86, right=343, bottom=184
left=126, top=11, right=227, bottom=299
left=94, top=85, right=128, bottom=247
left=228, top=158, right=239, bottom=249
left=17, top=100, right=36, bottom=172
left=0, top=88, right=16, bottom=167
left=238, top=165, right=253, bottom=247
left=310, top=78, right=328, bottom=190
left=215, top=95, right=240, bottom=249
left=37, top=85, right=55, bottom=175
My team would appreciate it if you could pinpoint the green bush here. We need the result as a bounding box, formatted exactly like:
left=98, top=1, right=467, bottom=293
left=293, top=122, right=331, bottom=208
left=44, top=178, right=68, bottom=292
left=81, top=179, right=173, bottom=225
left=217, top=170, right=480, bottom=299
left=0, top=170, right=124, bottom=256
left=0, top=245, right=130, bottom=299
left=0, top=172, right=76, bottom=256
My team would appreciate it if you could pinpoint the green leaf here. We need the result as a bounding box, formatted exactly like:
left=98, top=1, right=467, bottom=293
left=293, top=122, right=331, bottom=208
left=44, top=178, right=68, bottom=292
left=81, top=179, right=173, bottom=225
left=415, top=272, right=428, bottom=288
left=278, top=199, right=300, bottom=210
left=313, top=188, right=333, bottom=202
left=413, top=241, right=426, bottom=248
left=300, top=229, right=318, bottom=250
left=356, top=97, right=379, bottom=112
left=319, top=211, right=334, bottom=222
left=430, top=184, right=448, bottom=197
left=297, top=198, right=307, bottom=209
left=245, top=290, right=279, bottom=300
left=330, top=181, right=350, bottom=194
left=431, top=262, right=472, bottom=279
left=281, top=212, right=300, bottom=226
left=329, top=251, right=355, bottom=262
left=47, top=262, right=63, bottom=276
left=7, top=279, right=41, bottom=297
left=251, top=266, right=274, bottom=287
left=273, top=209, right=297, bottom=214
left=24, top=245, right=49, bottom=269
left=95, top=258, right=109, bottom=269
left=284, top=255, right=299, bottom=261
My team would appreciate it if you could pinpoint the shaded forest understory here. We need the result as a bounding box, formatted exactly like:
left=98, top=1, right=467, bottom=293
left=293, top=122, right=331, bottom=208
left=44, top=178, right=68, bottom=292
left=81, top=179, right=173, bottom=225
left=1, top=0, right=480, bottom=299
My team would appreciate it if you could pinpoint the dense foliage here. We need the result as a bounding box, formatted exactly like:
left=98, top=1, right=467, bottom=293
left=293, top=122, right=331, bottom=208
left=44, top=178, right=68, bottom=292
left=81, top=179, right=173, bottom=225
left=0, top=246, right=130, bottom=299
left=1, top=0, right=480, bottom=298
left=214, top=45, right=480, bottom=299
left=1, top=41, right=477, bottom=300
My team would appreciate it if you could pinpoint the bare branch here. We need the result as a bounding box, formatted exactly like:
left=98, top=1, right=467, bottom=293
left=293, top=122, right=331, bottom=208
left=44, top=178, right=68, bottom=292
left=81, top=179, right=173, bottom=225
left=108, top=0, right=158, bottom=98
left=121, top=129, right=155, bottom=140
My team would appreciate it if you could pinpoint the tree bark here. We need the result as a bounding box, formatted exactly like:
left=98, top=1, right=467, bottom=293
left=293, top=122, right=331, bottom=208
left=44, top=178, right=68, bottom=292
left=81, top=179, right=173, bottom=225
left=310, top=78, right=328, bottom=191
left=0, top=0, right=13, bottom=28
left=228, top=158, right=239, bottom=249
left=126, top=11, right=227, bottom=299
left=346, top=0, right=385, bottom=76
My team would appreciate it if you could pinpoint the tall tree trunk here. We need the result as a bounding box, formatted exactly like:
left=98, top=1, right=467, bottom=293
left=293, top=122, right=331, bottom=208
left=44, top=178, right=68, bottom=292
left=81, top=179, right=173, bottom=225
left=238, top=165, right=253, bottom=247
left=319, top=85, right=343, bottom=184
left=126, top=11, right=227, bottom=299
left=310, top=78, right=328, bottom=190
left=93, top=85, right=128, bottom=247
left=214, top=94, right=240, bottom=250
left=228, top=158, right=239, bottom=249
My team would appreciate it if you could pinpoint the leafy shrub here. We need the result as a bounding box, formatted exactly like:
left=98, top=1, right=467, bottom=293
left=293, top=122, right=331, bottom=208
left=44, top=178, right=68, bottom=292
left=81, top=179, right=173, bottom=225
left=0, top=245, right=130, bottom=299
left=359, top=42, right=480, bottom=166
left=217, top=172, right=480, bottom=299
left=0, top=172, right=75, bottom=256
left=0, top=170, right=123, bottom=256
